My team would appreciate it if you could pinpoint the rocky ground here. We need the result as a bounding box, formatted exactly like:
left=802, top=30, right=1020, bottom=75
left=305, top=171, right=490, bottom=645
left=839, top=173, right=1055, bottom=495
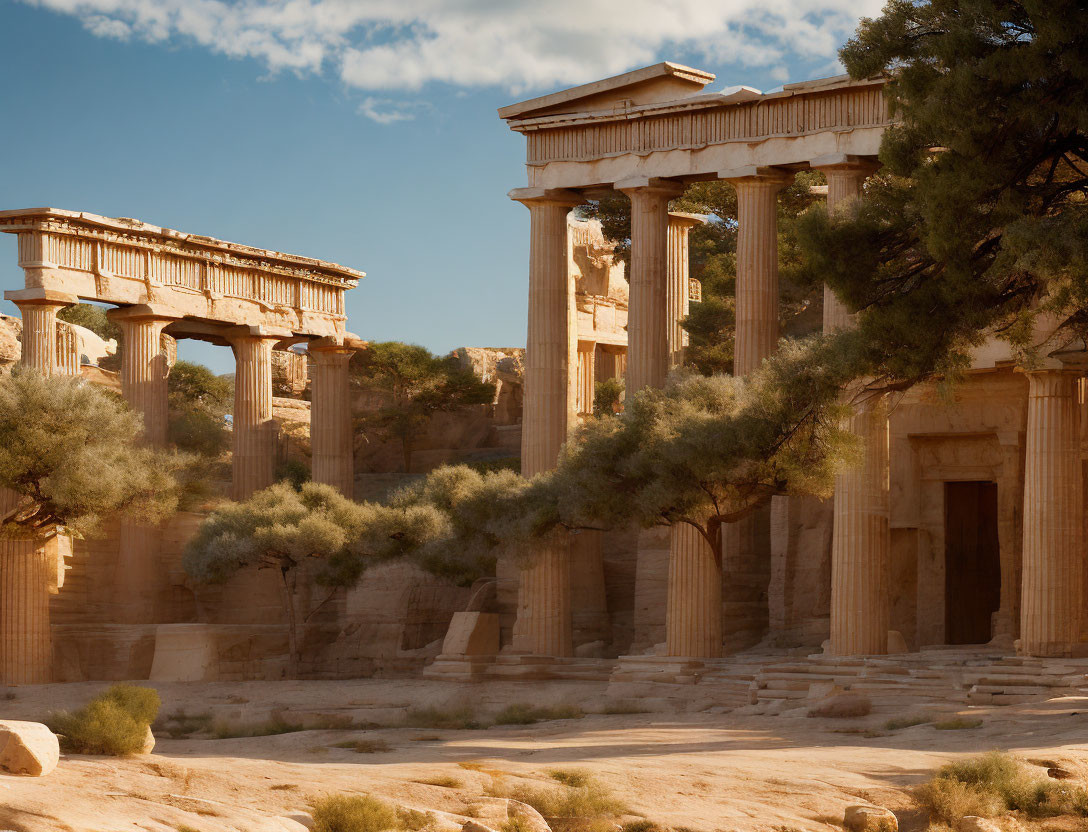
left=1, top=678, right=1087, bottom=832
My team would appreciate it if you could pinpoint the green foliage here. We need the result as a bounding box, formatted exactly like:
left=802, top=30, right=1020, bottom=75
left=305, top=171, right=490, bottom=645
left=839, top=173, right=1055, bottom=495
left=167, top=360, right=232, bottom=458
left=549, top=769, right=592, bottom=788
left=494, top=704, right=584, bottom=725
left=915, top=752, right=1088, bottom=823
left=592, top=377, right=624, bottom=417
left=0, top=369, right=180, bottom=538
left=57, top=302, right=121, bottom=346
left=47, top=684, right=161, bottom=756
left=796, top=0, right=1088, bottom=389
left=276, top=458, right=312, bottom=490
left=353, top=342, right=495, bottom=471
left=168, top=360, right=233, bottom=415
left=168, top=407, right=230, bottom=458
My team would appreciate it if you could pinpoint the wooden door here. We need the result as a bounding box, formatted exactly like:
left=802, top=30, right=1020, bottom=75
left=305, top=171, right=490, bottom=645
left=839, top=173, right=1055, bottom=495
left=944, top=481, right=1001, bottom=645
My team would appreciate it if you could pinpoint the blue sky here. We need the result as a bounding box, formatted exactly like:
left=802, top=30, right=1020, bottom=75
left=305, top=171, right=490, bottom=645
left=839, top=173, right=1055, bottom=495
left=0, top=0, right=882, bottom=373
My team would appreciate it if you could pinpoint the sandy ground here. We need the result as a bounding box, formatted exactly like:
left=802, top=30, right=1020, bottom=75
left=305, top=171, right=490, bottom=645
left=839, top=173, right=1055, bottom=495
left=2, top=678, right=1088, bottom=832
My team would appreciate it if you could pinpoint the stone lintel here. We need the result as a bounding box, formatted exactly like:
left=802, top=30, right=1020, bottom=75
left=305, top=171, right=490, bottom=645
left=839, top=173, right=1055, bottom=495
left=615, top=176, right=685, bottom=197
left=718, top=165, right=795, bottom=184
left=225, top=324, right=294, bottom=344
left=508, top=187, right=585, bottom=207
left=105, top=303, right=181, bottom=323
left=810, top=153, right=881, bottom=171
left=4, top=287, right=78, bottom=307
left=668, top=211, right=708, bottom=228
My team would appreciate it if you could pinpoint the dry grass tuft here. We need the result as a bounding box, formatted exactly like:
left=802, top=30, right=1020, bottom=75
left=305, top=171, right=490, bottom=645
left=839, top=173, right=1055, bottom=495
left=488, top=771, right=626, bottom=822
left=597, top=701, right=650, bottom=715
left=47, top=683, right=160, bottom=756
left=414, top=775, right=462, bottom=788
left=807, top=692, right=872, bottom=719
left=212, top=715, right=305, bottom=739
left=915, top=751, right=1088, bottom=825
left=932, top=717, right=983, bottom=730
left=310, top=794, right=433, bottom=832
left=884, top=714, right=933, bottom=731
left=494, top=704, right=584, bottom=726
left=405, top=706, right=484, bottom=730
left=329, top=738, right=392, bottom=754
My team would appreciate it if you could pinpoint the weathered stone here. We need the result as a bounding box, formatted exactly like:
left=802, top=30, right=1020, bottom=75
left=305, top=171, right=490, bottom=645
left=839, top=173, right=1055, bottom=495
left=507, top=799, right=551, bottom=832
left=463, top=821, right=500, bottom=832
left=844, top=804, right=898, bottom=832
left=0, top=720, right=60, bottom=776
left=808, top=693, right=872, bottom=719
left=887, top=630, right=909, bottom=654
left=139, top=725, right=156, bottom=755
left=441, top=612, right=499, bottom=657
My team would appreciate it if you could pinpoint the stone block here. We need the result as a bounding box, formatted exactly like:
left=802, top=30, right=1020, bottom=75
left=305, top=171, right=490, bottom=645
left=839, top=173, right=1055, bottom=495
left=844, top=805, right=898, bottom=832
left=0, top=720, right=59, bottom=776
left=887, top=630, right=909, bottom=654
left=441, top=612, right=499, bottom=657
left=957, top=818, right=1000, bottom=832
left=149, top=623, right=219, bottom=682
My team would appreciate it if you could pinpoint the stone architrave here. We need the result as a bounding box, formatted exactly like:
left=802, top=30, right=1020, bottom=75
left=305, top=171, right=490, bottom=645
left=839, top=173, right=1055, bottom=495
left=309, top=338, right=356, bottom=497
left=229, top=327, right=285, bottom=501
left=1019, top=368, right=1083, bottom=657
left=509, top=187, right=584, bottom=657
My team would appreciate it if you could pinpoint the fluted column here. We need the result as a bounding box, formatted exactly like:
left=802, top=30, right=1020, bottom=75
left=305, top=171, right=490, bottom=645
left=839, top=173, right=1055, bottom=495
left=812, top=157, right=889, bottom=656
left=110, top=308, right=174, bottom=446
left=723, top=167, right=793, bottom=375
left=618, top=178, right=684, bottom=394
left=829, top=394, right=890, bottom=654
left=662, top=212, right=721, bottom=657
left=666, top=213, right=704, bottom=369
left=510, top=188, right=584, bottom=657
left=1020, top=369, right=1083, bottom=657
left=310, top=343, right=355, bottom=497
left=0, top=289, right=75, bottom=683
left=576, top=341, right=596, bottom=417
left=813, top=156, right=880, bottom=332
left=230, top=330, right=280, bottom=501
left=6, top=288, right=77, bottom=376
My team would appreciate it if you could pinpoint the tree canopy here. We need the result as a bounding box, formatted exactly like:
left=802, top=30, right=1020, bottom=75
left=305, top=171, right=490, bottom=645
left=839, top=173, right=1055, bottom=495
left=167, top=360, right=233, bottom=458
left=794, top=0, right=1088, bottom=389
left=0, top=369, right=180, bottom=538
left=352, top=342, right=496, bottom=470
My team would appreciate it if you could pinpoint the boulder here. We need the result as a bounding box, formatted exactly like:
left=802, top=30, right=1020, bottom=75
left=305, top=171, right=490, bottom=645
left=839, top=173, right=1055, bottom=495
left=956, top=818, right=1001, bottom=832
left=809, top=692, right=873, bottom=719
left=0, top=720, right=60, bottom=776
left=507, top=799, right=551, bottom=832
left=282, top=812, right=315, bottom=830
left=463, top=822, right=500, bottom=832
left=139, top=725, right=156, bottom=754
left=844, top=805, right=898, bottom=832
left=887, top=630, right=909, bottom=654
left=441, top=612, right=499, bottom=657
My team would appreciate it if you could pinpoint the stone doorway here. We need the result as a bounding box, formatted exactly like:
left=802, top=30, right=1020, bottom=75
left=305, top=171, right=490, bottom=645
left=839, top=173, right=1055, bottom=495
left=944, top=481, right=1001, bottom=644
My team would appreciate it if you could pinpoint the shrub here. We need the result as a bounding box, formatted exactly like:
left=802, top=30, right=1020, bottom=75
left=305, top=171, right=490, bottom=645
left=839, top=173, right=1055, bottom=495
left=47, top=684, right=161, bottom=756
left=494, top=704, right=584, bottom=726
left=806, top=692, right=872, bottom=719
left=884, top=714, right=932, bottom=731
left=915, top=751, right=1088, bottom=824
left=330, top=738, right=391, bottom=754
left=156, top=710, right=213, bottom=739
left=548, top=769, right=592, bottom=788
left=212, top=716, right=304, bottom=739
left=415, top=774, right=461, bottom=788
left=405, top=706, right=484, bottom=730
left=933, top=717, right=983, bottom=730
left=311, top=794, right=398, bottom=832
left=490, top=773, right=626, bottom=819
left=169, top=407, right=230, bottom=457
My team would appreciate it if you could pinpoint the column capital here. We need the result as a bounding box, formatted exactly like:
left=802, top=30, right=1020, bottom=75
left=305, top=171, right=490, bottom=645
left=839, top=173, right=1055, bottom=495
left=106, top=303, right=181, bottom=324
left=718, top=165, right=795, bottom=187
left=616, top=177, right=685, bottom=198
left=4, top=287, right=78, bottom=308
left=810, top=154, right=882, bottom=175
left=508, top=187, right=585, bottom=209
left=668, top=211, right=708, bottom=229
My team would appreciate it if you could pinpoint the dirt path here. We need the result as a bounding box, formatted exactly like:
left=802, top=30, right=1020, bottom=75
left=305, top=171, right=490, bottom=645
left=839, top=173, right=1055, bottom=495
left=2, top=679, right=1087, bottom=832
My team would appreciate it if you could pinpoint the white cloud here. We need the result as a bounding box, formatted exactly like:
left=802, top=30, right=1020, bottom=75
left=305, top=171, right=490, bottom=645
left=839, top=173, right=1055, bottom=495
left=357, top=96, right=424, bottom=124
left=21, top=0, right=884, bottom=97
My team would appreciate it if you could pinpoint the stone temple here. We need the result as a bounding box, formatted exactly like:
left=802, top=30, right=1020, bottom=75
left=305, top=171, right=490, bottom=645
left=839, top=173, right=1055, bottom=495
left=0, top=62, right=1085, bottom=707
